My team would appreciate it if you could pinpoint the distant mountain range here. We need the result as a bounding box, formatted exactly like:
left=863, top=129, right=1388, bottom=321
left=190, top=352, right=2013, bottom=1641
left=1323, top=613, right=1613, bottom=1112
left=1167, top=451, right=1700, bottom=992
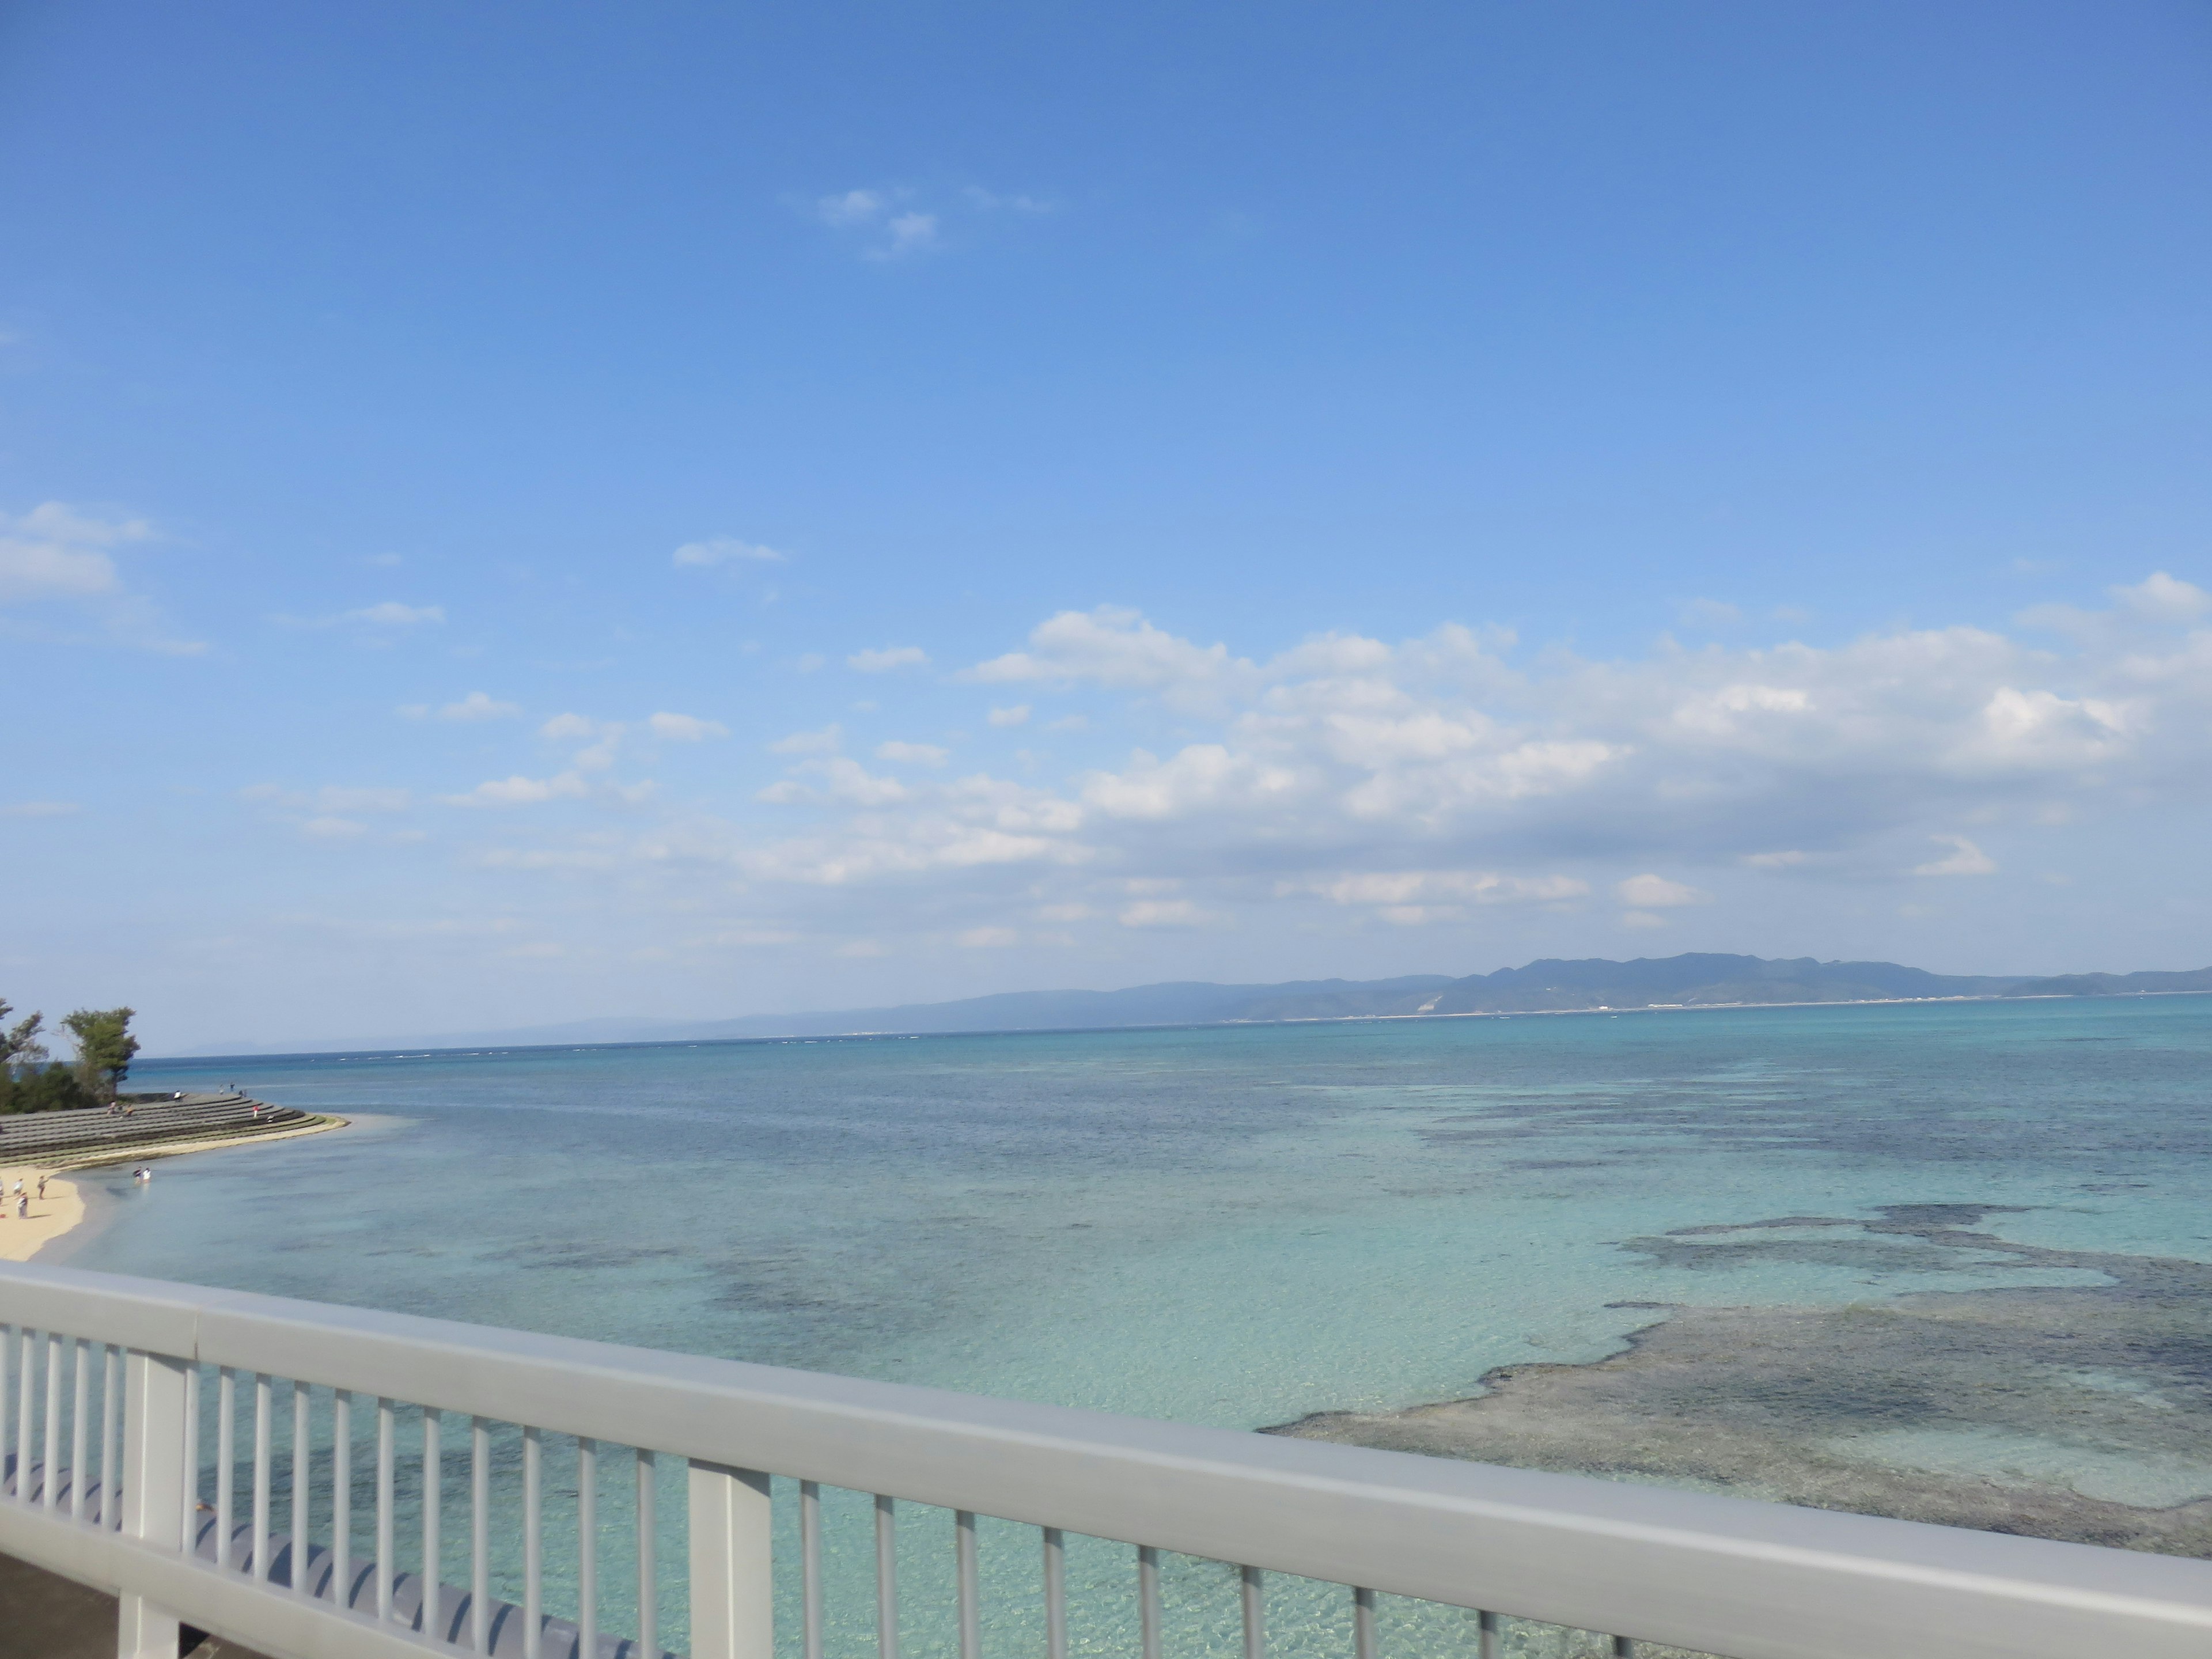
left=172, top=953, right=2212, bottom=1057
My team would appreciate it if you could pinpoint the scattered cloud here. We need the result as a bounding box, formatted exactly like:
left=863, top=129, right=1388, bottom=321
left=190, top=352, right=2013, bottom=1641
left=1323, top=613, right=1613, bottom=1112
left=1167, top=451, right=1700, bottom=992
left=1615, top=873, right=1711, bottom=908
left=2, top=800, right=79, bottom=818
left=958, top=927, right=1018, bottom=948
left=772, top=725, right=842, bottom=755
left=0, top=502, right=147, bottom=601
left=1118, top=899, right=1214, bottom=928
left=1621, top=911, right=1669, bottom=929
left=443, top=773, right=590, bottom=808
left=403, top=691, right=520, bottom=722
left=673, top=537, right=787, bottom=569
left=876, top=741, right=949, bottom=767
left=1679, top=598, right=1743, bottom=629
left=1913, top=835, right=1997, bottom=877
left=817, top=189, right=885, bottom=226
left=812, top=183, right=1050, bottom=260
left=348, top=602, right=444, bottom=626
left=647, top=711, right=730, bottom=742
left=988, top=704, right=1031, bottom=727
left=849, top=645, right=929, bottom=673
left=1743, top=850, right=1809, bottom=869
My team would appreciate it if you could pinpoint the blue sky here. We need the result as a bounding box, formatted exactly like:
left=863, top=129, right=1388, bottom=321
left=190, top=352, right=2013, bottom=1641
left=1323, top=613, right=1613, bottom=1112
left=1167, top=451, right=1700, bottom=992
left=3, top=2, right=2209, bottom=1051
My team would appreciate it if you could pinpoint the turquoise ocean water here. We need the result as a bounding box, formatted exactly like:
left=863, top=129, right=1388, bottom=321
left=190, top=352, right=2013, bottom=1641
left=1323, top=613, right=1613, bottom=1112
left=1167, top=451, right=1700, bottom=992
left=54, top=994, right=2212, bottom=1657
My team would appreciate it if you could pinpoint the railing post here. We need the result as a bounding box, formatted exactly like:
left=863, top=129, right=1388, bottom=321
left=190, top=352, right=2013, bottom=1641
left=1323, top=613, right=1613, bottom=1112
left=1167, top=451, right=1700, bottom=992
left=688, top=1460, right=772, bottom=1659
left=116, top=1349, right=190, bottom=1659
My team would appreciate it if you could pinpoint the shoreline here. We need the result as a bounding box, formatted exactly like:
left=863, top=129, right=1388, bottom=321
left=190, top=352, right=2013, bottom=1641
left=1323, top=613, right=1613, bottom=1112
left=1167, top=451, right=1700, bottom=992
left=0, top=1107, right=347, bottom=1264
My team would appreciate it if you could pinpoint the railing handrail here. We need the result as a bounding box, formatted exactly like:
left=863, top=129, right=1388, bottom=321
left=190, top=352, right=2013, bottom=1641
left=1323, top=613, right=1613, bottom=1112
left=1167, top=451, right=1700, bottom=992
left=3, top=1260, right=2210, bottom=1659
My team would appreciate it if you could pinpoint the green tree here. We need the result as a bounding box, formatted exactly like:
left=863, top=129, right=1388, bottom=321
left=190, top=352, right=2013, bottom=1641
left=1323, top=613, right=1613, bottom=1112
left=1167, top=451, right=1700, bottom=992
left=0, top=999, right=49, bottom=1075
left=61, top=1006, right=139, bottom=1103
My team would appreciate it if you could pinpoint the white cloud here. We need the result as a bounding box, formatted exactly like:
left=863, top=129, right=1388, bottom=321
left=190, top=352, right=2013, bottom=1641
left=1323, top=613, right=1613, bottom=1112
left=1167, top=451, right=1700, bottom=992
left=1301, top=870, right=1588, bottom=907
left=817, top=190, right=885, bottom=226
left=987, top=704, right=1031, bottom=727
left=647, top=711, right=730, bottom=742
left=302, top=816, right=369, bottom=840
left=872, top=213, right=939, bottom=259
left=1118, top=899, right=1214, bottom=928
left=407, top=692, right=520, bottom=722
left=958, top=927, right=1018, bottom=948
left=0, top=502, right=146, bottom=601
left=967, top=605, right=1245, bottom=698
left=772, top=725, right=842, bottom=755
left=673, top=537, right=787, bottom=569
left=443, top=773, right=590, bottom=808
left=1679, top=598, right=1743, bottom=628
left=1913, top=835, right=1998, bottom=877
left=2, top=800, right=79, bottom=818
left=350, top=601, right=444, bottom=626
left=876, top=741, right=949, bottom=767
left=399, top=576, right=2212, bottom=953
left=849, top=645, right=929, bottom=673
left=837, top=939, right=889, bottom=958
left=1615, top=874, right=1711, bottom=908
left=2112, top=571, right=2208, bottom=620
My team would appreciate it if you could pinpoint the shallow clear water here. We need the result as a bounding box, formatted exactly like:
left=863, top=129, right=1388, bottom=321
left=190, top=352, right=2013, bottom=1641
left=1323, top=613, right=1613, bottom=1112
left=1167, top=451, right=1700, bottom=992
left=60, top=994, right=2212, bottom=1657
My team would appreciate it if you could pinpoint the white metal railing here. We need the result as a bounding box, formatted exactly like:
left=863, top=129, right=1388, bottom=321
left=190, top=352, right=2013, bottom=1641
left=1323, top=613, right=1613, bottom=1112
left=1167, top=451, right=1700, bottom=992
left=1, top=1262, right=2208, bottom=1659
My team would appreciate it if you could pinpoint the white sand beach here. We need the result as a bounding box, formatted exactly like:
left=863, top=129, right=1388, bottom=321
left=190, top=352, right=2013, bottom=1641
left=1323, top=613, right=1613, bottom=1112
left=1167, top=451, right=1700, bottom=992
left=0, top=1113, right=346, bottom=1262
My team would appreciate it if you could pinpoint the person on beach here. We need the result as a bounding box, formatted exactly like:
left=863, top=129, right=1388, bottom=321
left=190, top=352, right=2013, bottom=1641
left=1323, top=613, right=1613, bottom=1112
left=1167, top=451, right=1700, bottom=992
left=14, top=1194, right=24, bottom=1219
left=36, top=1175, right=46, bottom=1199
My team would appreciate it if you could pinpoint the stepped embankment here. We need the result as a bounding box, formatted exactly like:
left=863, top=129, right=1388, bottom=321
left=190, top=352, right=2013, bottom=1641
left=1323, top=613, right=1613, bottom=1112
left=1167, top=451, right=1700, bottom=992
left=0, top=1092, right=344, bottom=1262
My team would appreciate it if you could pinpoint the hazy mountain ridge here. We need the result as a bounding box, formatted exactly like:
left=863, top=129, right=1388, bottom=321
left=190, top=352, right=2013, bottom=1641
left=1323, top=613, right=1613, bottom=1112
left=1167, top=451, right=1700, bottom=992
left=166, top=955, right=2212, bottom=1056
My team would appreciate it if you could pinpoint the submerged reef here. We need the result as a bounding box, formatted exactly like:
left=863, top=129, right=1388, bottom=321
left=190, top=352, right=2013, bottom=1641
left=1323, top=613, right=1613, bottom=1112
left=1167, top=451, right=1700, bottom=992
left=1267, top=1205, right=2212, bottom=1556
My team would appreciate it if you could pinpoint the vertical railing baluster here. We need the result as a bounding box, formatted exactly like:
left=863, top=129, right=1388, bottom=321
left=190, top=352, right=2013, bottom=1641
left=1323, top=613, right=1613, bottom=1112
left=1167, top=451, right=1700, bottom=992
left=577, top=1435, right=597, bottom=1659
left=1137, top=1545, right=1161, bottom=1659
left=875, top=1494, right=897, bottom=1659
left=1241, top=1565, right=1264, bottom=1659
left=801, top=1479, right=824, bottom=1659
left=216, top=1368, right=236, bottom=1566
left=523, top=1425, right=544, bottom=1659
left=292, top=1382, right=310, bottom=1596
left=100, top=1345, right=120, bottom=1529
left=0, top=1324, right=12, bottom=1503
left=956, top=1510, right=980, bottom=1659
left=70, top=1337, right=89, bottom=1520
left=471, top=1418, right=490, bottom=1652
left=635, top=1448, right=657, bottom=1659
left=333, top=1392, right=352, bottom=1609
left=43, top=1329, right=60, bottom=1509
left=1042, top=1528, right=1067, bottom=1659
left=376, top=1397, right=396, bottom=1620
left=179, top=1364, right=201, bottom=1553
left=1353, top=1587, right=1376, bottom=1659
left=14, top=1327, right=32, bottom=1505
left=423, top=1408, right=443, bottom=1641
left=253, top=1373, right=272, bottom=1578
left=1478, top=1609, right=1500, bottom=1659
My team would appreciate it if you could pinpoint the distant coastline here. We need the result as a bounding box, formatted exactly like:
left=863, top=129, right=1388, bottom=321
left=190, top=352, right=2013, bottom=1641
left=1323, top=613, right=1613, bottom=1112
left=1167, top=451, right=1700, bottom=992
left=154, top=950, right=2212, bottom=1062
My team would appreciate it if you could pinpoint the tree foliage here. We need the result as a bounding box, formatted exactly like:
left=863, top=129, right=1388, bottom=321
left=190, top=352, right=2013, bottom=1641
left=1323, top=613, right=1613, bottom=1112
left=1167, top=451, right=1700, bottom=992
left=61, top=1006, right=139, bottom=1101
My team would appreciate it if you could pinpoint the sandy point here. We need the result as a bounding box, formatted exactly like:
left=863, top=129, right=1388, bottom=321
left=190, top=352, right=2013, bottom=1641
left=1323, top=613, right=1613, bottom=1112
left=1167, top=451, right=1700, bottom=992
left=0, top=1112, right=347, bottom=1263
left=0, top=1169, right=86, bottom=1263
